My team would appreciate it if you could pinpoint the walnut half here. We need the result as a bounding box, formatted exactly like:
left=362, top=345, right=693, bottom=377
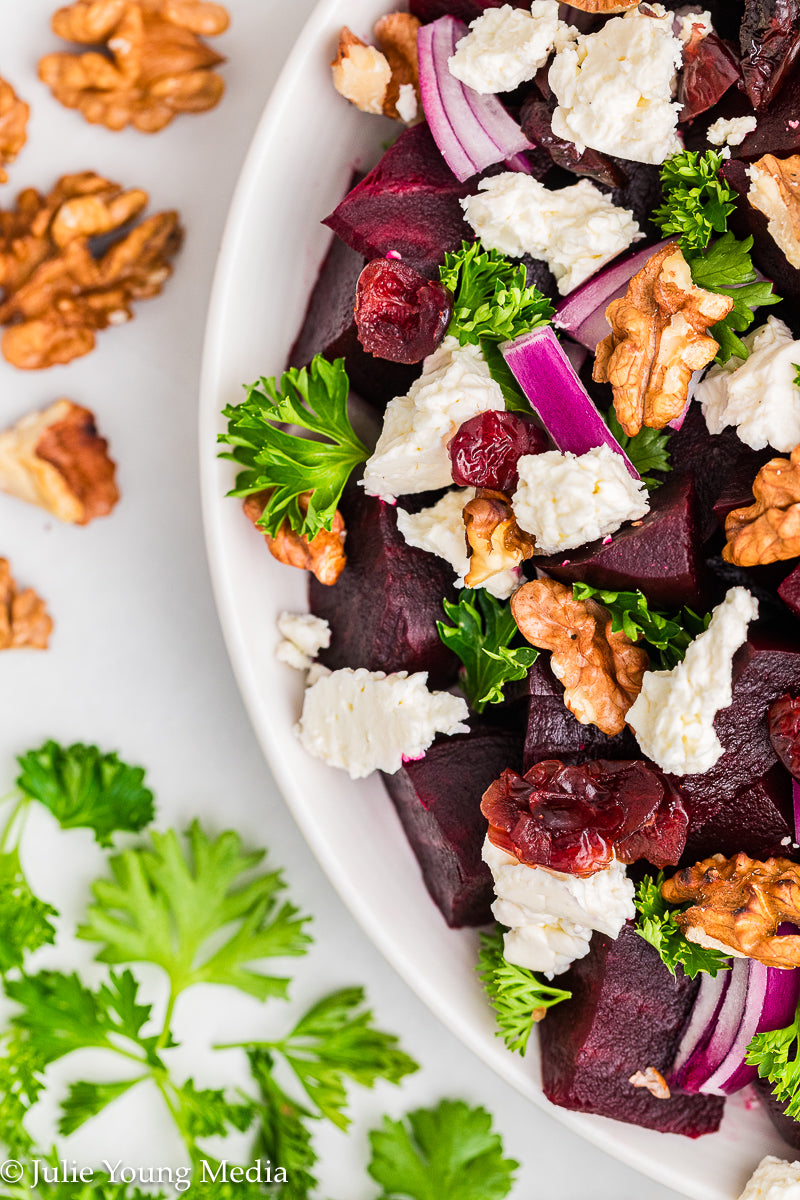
left=0, top=76, right=29, bottom=184
left=243, top=491, right=346, bottom=587
left=723, top=445, right=800, bottom=566
left=0, top=559, right=52, bottom=650
left=463, top=489, right=535, bottom=589
left=748, top=154, right=800, bottom=270
left=332, top=14, right=420, bottom=121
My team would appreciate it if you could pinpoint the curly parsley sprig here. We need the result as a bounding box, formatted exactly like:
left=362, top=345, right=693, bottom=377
left=436, top=590, right=538, bottom=714
left=477, top=927, right=570, bottom=1056
left=654, top=150, right=736, bottom=252
left=634, top=873, right=730, bottom=980
left=747, top=1005, right=800, bottom=1120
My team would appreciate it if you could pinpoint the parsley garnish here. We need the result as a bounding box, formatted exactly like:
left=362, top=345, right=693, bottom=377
left=654, top=150, right=736, bottom=252
left=572, top=583, right=709, bottom=670
left=219, top=354, right=368, bottom=541
left=367, top=1099, right=518, bottom=1200
left=604, top=407, right=671, bottom=489
left=634, top=873, right=730, bottom=980
left=747, top=1005, right=800, bottom=1119
left=686, top=231, right=780, bottom=363
left=436, top=590, right=538, bottom=713
left=477, top=927, right=570, bottom=1056
left=441, top=241, right=554, bottom=346
left=795, top=364, right=800, bottom=388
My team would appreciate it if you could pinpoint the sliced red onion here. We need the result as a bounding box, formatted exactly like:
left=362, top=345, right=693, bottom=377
left=553, top=240, right=671, bottom=350
left=502, top=326, right=640, bottom=478
left=417, top=23, right=476, bottom=181
left=677, top=956, right=750, bottom=1093
left=504, top=151, right=535, bottom=173
left=668, top=968, right=730, bottom=1090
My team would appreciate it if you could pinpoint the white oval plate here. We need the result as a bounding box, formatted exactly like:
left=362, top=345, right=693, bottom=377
left=198, top=2, right=788, bottom=1193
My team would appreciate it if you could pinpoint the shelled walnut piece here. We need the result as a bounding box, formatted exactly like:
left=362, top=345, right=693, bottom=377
left=0, top=76, right=29, bottom=184
left=463, top=489, right=535, bottom=588
left=594, top=243, right=734, bottom=437
left=723, top=445, right=800, bottom=566
left=243, top=491, right=346, bottom=587
left=0, top=559, right=52, bottom=651
left=0, top=172, right=182, bottom=370
left=662, top=853, right=800, bottom=970
left=332, top=13, right=420, bottom=121
left=510, top=578, right=649, bottom=736
left=748, top=154, right=800, bottom=269
left=567, top=0, right=638, bottom=9
left=39, top=0, right=229, bottom=133
left=0, top=400, right=118, bottom=524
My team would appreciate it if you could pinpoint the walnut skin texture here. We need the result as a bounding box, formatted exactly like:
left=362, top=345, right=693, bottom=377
left=0, top=172, right=182, bottom=369
left=0, top=559, right=52, bottom=650
left=510, top=578, right=649, bottom=736
left=243, top=491, right=346, bottom=587
left=463, top=489, right=535, bottom=589
left=374, top=13, right=420, bottom=121
left=39, top=0, right=228, bottom=133
left=594, top=243, right=734, bottom=437
left=662, top=853, right=800, bottom=970
left=0, top=77, right=29, bottom=184
left=723, top=445, right=800, bottom=566
left=748, top=154, right=800, bottom=270
left=332, top=14, right=420, bottom=120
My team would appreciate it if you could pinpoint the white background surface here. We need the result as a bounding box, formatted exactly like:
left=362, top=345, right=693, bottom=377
left=0, top=2, right=690, bottom=1195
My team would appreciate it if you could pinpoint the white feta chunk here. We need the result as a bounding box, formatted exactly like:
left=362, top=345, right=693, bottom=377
left=707, top=115, right=758, bottom=148
left=627, top=587, right=758, bottom=776
left=361, top=336, right=505, bottom=501
left=483, top=837, right=635, bottom=976
left=296, top=668, right=469, bottom=779
left=395, top=82, right=418, bottom=124
left=448, top=1, right=570, bottom=94
left=677, top=10, right=713, bottom=42
left=276, top=612, right=331, bottom=671
left=511, top=443, right=649, bottom=555
left=739, top=1157, right=800, bottom=1200
left=548, top=5, right=683, bottom=165
left=697, top=317, right=800, bottom=452
left=462, top=173, right=640, bottom=296
left=396, top=486, right=518, bottom=599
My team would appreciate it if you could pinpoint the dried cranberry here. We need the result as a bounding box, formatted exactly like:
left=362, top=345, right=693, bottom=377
left=740, top=0, right=800, bottom=109
left=769, top=694, right=800, bottom=778
left=449, top=411, right=548, bottom=494
left=678, top=32, right=741, bottom=123
left=354, top=258, right=453, bottom=365
left=481, top=758, right=688, bottom=877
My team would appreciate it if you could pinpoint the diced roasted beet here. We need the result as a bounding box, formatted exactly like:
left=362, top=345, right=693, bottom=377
left=712, top=445, right=774, bottom=527
left=288, top=230, right=420, bottom=409
left=769, top=693, right=800, bottom=778
left=739, top=0, right=800, bottom=109
left=482, top=758, right=687, bottom=876
left=519, top=251, right=560, bottom=306
left=323, top=125, right=474, bottom=279
left=671, top=405, right=760, bottom=543
left=720, top=157, right=800, bottom=304
left=519, top=97, right=629, bottom=190
left=524, top=659, right=639, bottom=770
left=381, top=726, right=523, bottom=927
left=354, top=259, right=453, bottom=365
left=683, top=762, right=795, bottom=860
left=780, top=564, right=800, bottom=620
left=308, top=486, right=459, bottom=688
left=539, top=474, right=708, bottom=611
left=678, top=32, right=741, bottom=122
left=449, top=411, right=548, bottom=493
left=539, top=924, right=725, bottom=1136
left=706, top=554, right=796, bottom=628
left=755, top=1076, right=800, bottom=1149
left=410, top=0, right=525, bottom=19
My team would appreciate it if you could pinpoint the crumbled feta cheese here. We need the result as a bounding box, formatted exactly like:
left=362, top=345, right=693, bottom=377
left=396, top=487, right=518, bottom=599
left=697, top=317, right=800, bottom=452
left=627, top=587, right=758, bottom=776
left=707, top=115, right=758, bottom=147
left=461, top=173, right=640, bottom=296
left=739, top=1157, right=800, bottom=1200
left=511, top=443, right=649, bottom=555
left=276, top=612, right=330, bottom=671
left=296, top=668, right=469, bottom=779
left=483, top=837, right=635, bottom=976
left=362, top=336, right=505, bottom=501
left=677, top=9, right=713, bottom=42
left=395, top=82, right=418, bottom=123
left=548, top=5, right=683, bottom=165
left=448, top=1, right=571, bottom=94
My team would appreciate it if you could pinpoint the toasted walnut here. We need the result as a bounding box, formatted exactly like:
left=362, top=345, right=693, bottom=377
left=594, top=243, right=734, bottom=437
left=0, top=77, right=29, bottom=184
left=39, top=0, right=228, bottom=133
left=374, top=12, right=420, bottom=122
left=0, top=172, right=181, bottom=369
left=723, top=445, right=800, bottom=566
left=331, top=27, right=392, bottom=116
left=565, top=0, right=638, bottom=8
left=510, top=578, right=649, bottom=736
left=0, top=559, right=52, bottom=650
left=243, top=491, right=346, bottom=587
left=629, top=1067, right=671, bottom=1099
left=662, top=853, right=800, bottom=970
left=748, top=154, right=800, bottom=269
left=0, top=400, right=118, bottom=524
left=463, top=489, right=536, bottom=589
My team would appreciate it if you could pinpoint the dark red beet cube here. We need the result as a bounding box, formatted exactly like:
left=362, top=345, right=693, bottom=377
left=355, top=258, right=453, bottom=364
left=323, top=125, right=474, bottom=279
left=308, top=486, right=459, bottom=689
left=381, top=726, right=523, bottom=927
left=780, top=564, right=800, bottom=620
left=769, top=693, right=800, bottom=778
left=449, top=411, right=548, bottom=493
left=671, top=405, right=758, bottom=543
left=539, top=474, right=708, bottom=610
left=756, top=1076, right=800, bottom=1150
left=524, top=659, right=639, bottom=771
left=712, top=446, right=773, bottom=527
left=539, top=924, right=725, bottom=1136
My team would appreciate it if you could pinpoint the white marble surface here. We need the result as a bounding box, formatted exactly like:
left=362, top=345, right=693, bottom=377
left=0, top=1, right=688, bottom=1195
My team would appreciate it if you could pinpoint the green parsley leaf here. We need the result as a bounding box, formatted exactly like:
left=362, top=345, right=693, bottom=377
left=686, top=232, right=781, bottom=363
left=219, top=355, right=368, bottom=541
left=653, top=150, right=736, bottom=251
left=477, top=927, right=570, bottom=1056
left=367, top=1099, right=518, bottom=1200
left=58, top=1078, right=145, bottom=1137
left=174, top=1079, right=255, bottom=1141
left=795, top=364, right=800, bottom=389
left=77, top=821, right=312, bottom=1001
left=634, top=873, right=729, bottom=980
left=572, top=583, right=709, bottom=670
left=16, top=741, right=154, bottom=847
left=247, top=1050, right=319, bottom=1200
left=604, top=407, right=671, bottom=489
left=0, top=847, right=57, bottom=975
left=440, top=241, right=554, bottom=346
left=436, top=590, right=538, bottom=714
left=747, top=1007, right=800, bottom=1119
left=0, top=1036, right=43, bottom=1157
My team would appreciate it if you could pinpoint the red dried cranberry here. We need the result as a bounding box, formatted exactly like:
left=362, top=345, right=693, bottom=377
left=769, top=694, right=800, bottom=778
left=449, top=411, right=548, bottom=494
left=354, top=258, right=453, bottom=365
left=481, top=758, right=688, bottom=877
left=740, top=0, right=800, bottom=110
left=678, top=32, right=741, bottom=123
